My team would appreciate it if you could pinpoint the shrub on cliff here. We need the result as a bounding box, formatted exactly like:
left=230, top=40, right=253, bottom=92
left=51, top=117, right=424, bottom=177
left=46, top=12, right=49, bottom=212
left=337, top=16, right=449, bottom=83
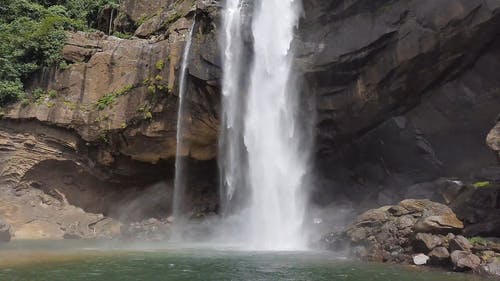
left=0, top=0, right=118, bottom=107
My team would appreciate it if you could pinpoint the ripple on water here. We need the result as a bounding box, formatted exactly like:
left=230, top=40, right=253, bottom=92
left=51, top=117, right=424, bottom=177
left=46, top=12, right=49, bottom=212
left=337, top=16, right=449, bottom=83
left=0, top=241, right=496, bottom=281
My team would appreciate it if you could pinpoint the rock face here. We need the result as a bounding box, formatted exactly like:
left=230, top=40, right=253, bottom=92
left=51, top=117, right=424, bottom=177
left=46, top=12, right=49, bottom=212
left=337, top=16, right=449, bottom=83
left=304, top=0, right=500, bottom=209
left=0, top=0, right=219, bottom=238
left=0, top=0, right=499, bottom=243
left=447, top=179, right=500, bottom=238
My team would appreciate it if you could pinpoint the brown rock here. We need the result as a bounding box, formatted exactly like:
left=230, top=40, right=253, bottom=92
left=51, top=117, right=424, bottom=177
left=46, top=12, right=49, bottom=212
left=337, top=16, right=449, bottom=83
left=429, top=247, right=450, bottom=265
left=415, top=214, right=464, bottom=234
left=451, top=250, right=481, bottom=271
left=62, top=45, right=98, bottom=63
left=449, top=235, right=473, bottom=252
left=413, top=233, right=443, bottom=253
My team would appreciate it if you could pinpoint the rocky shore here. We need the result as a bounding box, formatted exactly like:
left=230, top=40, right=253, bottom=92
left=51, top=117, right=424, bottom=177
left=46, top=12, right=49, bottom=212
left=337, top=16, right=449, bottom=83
left=320, top=199, right=500, bottom=278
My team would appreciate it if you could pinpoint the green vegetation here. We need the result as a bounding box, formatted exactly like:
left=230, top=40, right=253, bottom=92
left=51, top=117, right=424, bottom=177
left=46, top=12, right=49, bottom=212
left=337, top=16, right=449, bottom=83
left=18, top=87, right=58, bottom=107
left=94, top=84, right=134, bottom=110
left=0, top=0, right=118, bottom=107
left=468, top=236, right=488, bottom=245
left=473, top=181, right=491, bottom=188
left=155, top=59, right=165, bottom=71
left=137, top=105, right=153, bottom=120
left=112, top=31, right=133, bottom=39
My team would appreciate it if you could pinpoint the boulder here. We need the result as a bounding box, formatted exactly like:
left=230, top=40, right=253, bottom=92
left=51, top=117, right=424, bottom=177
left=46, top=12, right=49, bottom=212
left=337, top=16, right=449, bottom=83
left=478, top=258, right=500, bottom=277
left=413, top=254, right=430, bottom=265
left=428, top=247, right=450, bottom=266
left=0, top=220, right=11, bottom=242
left=451, top=250, right=481, bottom=271
left=449, top=235, right=473, bottom=252
left=414, top=214, right=464, bottom=235
left=413, top=233, right=443, bottom=253
left=487, top=122, right=500, bottom=160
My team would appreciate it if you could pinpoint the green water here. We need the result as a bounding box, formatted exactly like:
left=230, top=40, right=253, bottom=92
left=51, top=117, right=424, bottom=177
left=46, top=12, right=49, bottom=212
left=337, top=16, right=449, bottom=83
left=0, top=241, right=493, bottom=281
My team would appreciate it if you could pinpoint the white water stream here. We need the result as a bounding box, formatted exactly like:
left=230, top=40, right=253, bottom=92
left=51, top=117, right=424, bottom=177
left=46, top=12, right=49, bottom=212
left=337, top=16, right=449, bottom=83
left=220, top=0, right=306, bottom=250
left=173, top=21, right=196, bottom=220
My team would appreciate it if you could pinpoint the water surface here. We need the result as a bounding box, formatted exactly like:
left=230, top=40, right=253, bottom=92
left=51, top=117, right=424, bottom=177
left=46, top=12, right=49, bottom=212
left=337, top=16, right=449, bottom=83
left=0, top=241, right=493, bottom=281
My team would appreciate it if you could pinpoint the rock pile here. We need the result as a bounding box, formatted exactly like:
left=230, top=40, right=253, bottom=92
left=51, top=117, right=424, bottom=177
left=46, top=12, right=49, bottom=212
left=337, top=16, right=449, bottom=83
left=321, top=199, right=500, bottom=277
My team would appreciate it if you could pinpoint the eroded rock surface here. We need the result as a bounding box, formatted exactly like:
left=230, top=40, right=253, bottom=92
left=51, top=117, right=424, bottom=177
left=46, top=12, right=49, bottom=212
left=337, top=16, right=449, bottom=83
left=306, top=0, right=500, bottom=209
left=0, top=0, right=220, bottom=238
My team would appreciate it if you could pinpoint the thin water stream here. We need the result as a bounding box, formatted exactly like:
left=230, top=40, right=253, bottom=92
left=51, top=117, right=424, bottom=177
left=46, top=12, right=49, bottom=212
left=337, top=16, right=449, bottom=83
left=173, top=20, right=196, bottom=221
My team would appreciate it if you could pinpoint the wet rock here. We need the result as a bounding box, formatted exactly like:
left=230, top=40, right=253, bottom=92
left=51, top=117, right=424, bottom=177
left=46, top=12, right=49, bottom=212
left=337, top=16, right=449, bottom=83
left=413, top=233, right=443, bottom=253
left=478, top=258, right=500, bottom=277
left=449, top=235, right=473, bottom=252
left=320, top=231, right=347, bottom=251
left=451, top=250, right=481, bottom=271
left=428, top=247, right=450, bottom=266
left=413, top=254, right=430, bottom=265
left=0, top=220, right=11, bottom=242
left=121, top=218, right=171, bottom=241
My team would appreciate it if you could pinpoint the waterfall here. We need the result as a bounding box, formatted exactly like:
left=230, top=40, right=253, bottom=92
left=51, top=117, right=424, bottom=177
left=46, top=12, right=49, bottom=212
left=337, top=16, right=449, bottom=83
left=173, top=20, right=196, bottom=221
left=220, top=0, right=306, bottom=250
left=219, top=0, right=247, bottom=213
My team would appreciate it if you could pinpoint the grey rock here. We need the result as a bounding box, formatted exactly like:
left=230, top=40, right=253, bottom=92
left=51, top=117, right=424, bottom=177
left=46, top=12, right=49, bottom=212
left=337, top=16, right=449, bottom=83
left=342, top=200, right=463, bottom=263
left=413, top=233, right=443, bottom=253
left=487, top=122, right=500, bottom=159
left=0, top=220, right=11, bottom=242
left=478, top=259, right=500, bottom=277
left=428, top=247, right=450, bottom=265
left=451, top=250, right=481, bottom=271
left=449, top=235, right=473, bottom=252
left=413, top=254, right=430, bottom=266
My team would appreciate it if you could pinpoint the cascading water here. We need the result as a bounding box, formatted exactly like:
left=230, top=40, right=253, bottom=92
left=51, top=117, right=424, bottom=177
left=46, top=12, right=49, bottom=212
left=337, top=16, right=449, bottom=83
left=172, top=20, right=196, bottom=221
left=219, top=0, right=247, bottom=213
left=220, top=0, right=307, bottom=250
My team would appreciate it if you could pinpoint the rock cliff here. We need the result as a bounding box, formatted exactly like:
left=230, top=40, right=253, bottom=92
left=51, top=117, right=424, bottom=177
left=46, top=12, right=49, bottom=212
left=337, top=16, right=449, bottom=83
left=0, top=0, right=499, bottom=240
